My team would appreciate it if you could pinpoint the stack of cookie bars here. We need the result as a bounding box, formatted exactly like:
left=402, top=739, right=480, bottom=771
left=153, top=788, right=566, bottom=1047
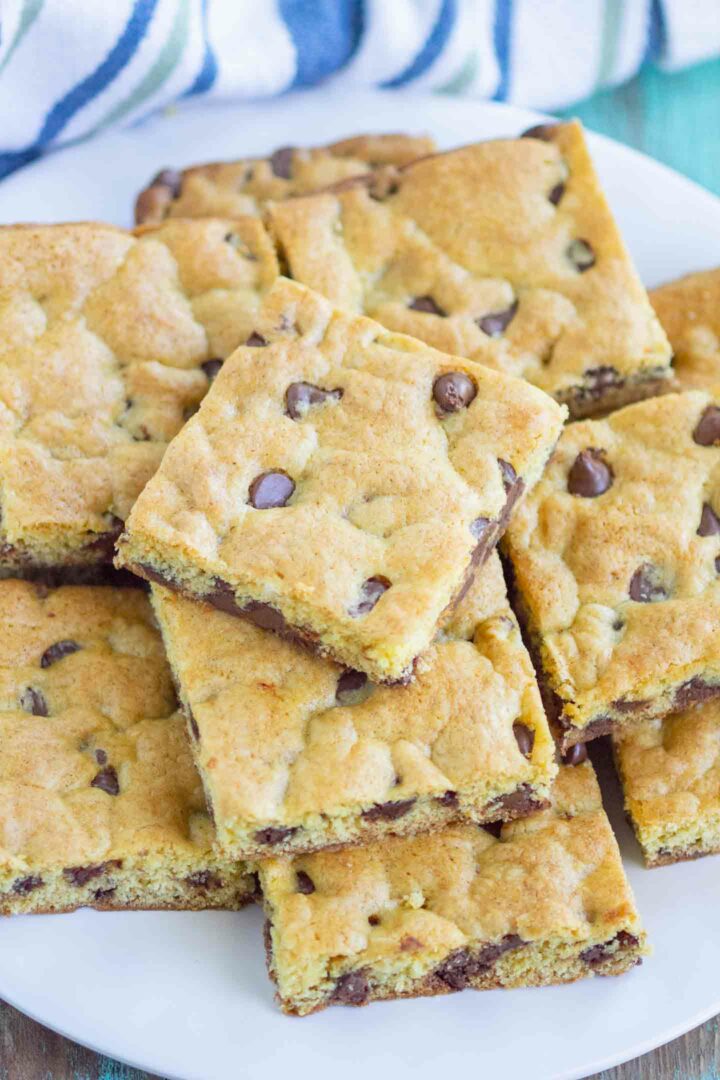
left=1, top=122, right=718, bottom=1017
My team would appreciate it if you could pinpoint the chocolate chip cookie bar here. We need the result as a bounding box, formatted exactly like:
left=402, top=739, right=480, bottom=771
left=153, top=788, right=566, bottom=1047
left=116, top=276, right=566, bottom=683
left=614, top=699, right=720, bottom=867
left=503, top=390, right=720, bottom=750
left=650, top=267, right=720, bottom=390
left=0, top=580, right=256, bottom=915
left=0, top=219, right=277, bottom=575
left=134, top=134, right=436, bottom=225
left=267, top=121, right=672, bottom=417
left=259, top=760, right=647, bottom=1015
left=150, top=552, right=557, bottom=859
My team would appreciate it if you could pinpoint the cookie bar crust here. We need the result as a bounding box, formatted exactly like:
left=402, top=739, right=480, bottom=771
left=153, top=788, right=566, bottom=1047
left=503, top=390, right=720, bottom=750
left=259, top=761, right=647, bottom=1016
left=116, top=276, right=566, bottom=683
left=650, top=267, right=720, bottom=391
left=0, top=580, right=255, bottom=915
left=0, top=219, right=278, bottom=574
left=150, top=552, right=557, bottom=859
left=613, top=698, right=720, bottom=867
left=267, top=121, right=672, bottom=416
left=134, top=134, right=436, bottom=225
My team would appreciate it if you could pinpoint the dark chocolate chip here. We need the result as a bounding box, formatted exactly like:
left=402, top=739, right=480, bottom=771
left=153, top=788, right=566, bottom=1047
left=436, top=935, right=524, bottom=989
left=186, top=870, right=223, bottom=890
left=240, top=600, right=292, bottom=635
left=93, top=887, right=117, bottom=902
left=629, top=564, right=667, bottom=603
left=673, top=677, right=718, bottom=711
left=433, top=371, right=477, bottom=413
left=246, top=332, right=268, bottom=347
left=201, top=358, right=223, bottom=381
left=254, top=826, right=299, bottom=846
left=562, top=743, right=588, bottom=766
left=567, top=449, right=613, bottom=497
left=697, top=503, right=720, bottom=536
left=368, top=914, right=381, bottom=926
left=12, top=875, right=43, bottom=896
left=613, top=617, right=625, bottom=632
left=437, top=790, right=459, bottom=808
left=548, top=181, right=565, bottom=206
left=20, top=687, right=47, bottom=716
left=512, top=722, right=534, bottom=759
left=693, top=406, right=720, bottom=446
left=583, top=365, right=621, bottom=398
left=270, top=146, right=294, bottom=179
left=349, top=576, right=391, bottom=617
left=521, top=123, right=558, bottom=141
left=336, top=669, right=368, bottom=704
left=331, top=970, right=370, bottom=1006
left=498, top=459, right=517, bottom=493
left=152, top=168, right=182, bottom=196
left=95, top=749, right=107, bottom=765
left=91, top=765, right=120, bottom=796
left=40, top=639, right=81, bottom=668
left=487, top=784, right=546, bottom=818
left=612, top=698, right=650, bottom=714
left=581, top=930, right=638, bottom=966
left=482, top=820, right=503, bottom=839
left=567, top=239, right=595, bottom=272
left=248, top=471, right=295, bottom=509
left=408, top=295, right=446, bottom=317
left=285, top=381, right=343, bottom=420
left=296, top=870, right=315, bottom=895
left=361, top=798, right=416, bottom=823
left=477, top=300, right=518, bottom=338
left=63, top=860, right=121, bottom=887
left=84, top=516, right=125, bottom=554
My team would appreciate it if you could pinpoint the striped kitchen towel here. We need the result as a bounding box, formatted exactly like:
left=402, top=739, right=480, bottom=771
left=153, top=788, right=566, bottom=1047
left=1, top=0, right=718, bottom=181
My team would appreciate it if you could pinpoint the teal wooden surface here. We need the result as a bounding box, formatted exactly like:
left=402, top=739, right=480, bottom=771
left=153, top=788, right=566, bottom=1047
left=1, top=57, right=719, bottom=1080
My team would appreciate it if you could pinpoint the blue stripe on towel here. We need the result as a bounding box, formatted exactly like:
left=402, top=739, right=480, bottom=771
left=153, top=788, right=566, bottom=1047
left=381, top=0, right=458, bottom=88
left=492, top=0, right=513, bottom=100
left=184, top=0, right=217, bottom=96
left=280, top=0, right=364, bottom=88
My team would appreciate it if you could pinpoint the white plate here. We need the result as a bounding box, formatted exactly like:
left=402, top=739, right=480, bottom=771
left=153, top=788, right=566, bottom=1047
left=1, top=90, right=720, bottom=1080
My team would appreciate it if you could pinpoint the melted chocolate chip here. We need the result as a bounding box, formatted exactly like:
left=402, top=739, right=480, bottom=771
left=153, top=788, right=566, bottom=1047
left=285, top=381, right=343, bottom=419
left=581, top=930, right=638, bottom=966
left=201, top=358, right=223, bottom=381
left=512, top=722, right=534, bottom=759
left=296, top=870, right=315, bottom=895
left=336, top=669, right=368, bottom=704
left=673, top=677, right=718, bottom=711
left=521, top=123, right=558, bottom=141
left=437, top=790, right=459, bottom=808
left=40, top=639, right=81, bottom=668
left=629, top=564, right=668, bottom=603
left=482, top=820, right=503, bottom=839
left=270, top=146, right=294, bottom=179
left=436, top=936, right=524, bottom=989
left=349, top=576, right=391, bottom=617
left=361, top=798, right=416, bottom=822
left=12, top=875, right=43, bottom=896
left=567, top=239, right=596, bottom=272
left=498, top=459, right=517, bottom=493
left=93, top=887, right=117, bottom=902
left=95, top=749, right=107, bottom=765
left=368, top=914, right=381, bottom=926
left=332, top=970, right=370, bottom=1006
left=246, top=332, right=268, bottom=347
left=186, top=871, right=222, bottom=890
left=583, top=366, right=621, bottom=399
left=248, top=471, right=295, bottom=509
left=562, top=743, right=588, bottom=766
left=63, top=860, right=121, bottom=887
left=697, top=503, right=720, bottom=536
left=567, top=449, right=613, bottom=497
left=91, top=765, right=120, bottom=796
left=433, top=371, right=477, bottom=413
left=254, top=826, right=298, bottom=846
left=152, top=168, right=182, bottom=196
left=693, top=406, right=720, bottom=446
left=488, top=785, right=546, bottom=818
left=20, top=687, right=47, bottom=716
left=548, top=181, right=565, bottom=206
left=477, top=300, right=518, bottom=338
left=408, top=295, right=446, bottom=316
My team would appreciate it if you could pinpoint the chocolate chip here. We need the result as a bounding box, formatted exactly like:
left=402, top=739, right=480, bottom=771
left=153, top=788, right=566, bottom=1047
left=477, top=300, right=518, bottom=338
left=521, top=123, right=558, bottom=141
left=482, top=821, right=503, bottom=839
left=349, top=576, right=391, bottom=617
left=296, top=870, right=315, bottom=895
left=408, top=295, right=446, bottom=316
left=254, top=826, right=298, bottom=846
left=567, top=239, right=595, bottom=272
left=673, top=677, right=718, bottom=711
left=488, top=785, right=545, bottom=818
left=93, top=887, right=117, bottom=902
left=567, top=449, right=613, bottom=497
left=40, top=639, right=81, bottom=668
left=368, top=914, right=381, bottom=926
left=240, top=600, right=293, bottom=635
left=186, top=871, right=222, bottom=890
left=548, top=181, right=565, bottom=206
left=437, top=790, right=459, bottom=808
left=248, top=471, right=295, bottom=509
left=498, top=459, right=517, bottom=493
left=246, top=332, right=268, bottom=347
left=583, top=366, right=621, bottom=398
left=95, top=749, right=107, bottom=765
left=270, top=146, right=294, bottom=179
left=152, top=168, right=182, bottom=196
left=581, top=930, right=638, bottom=966
left=63, top=860, right=121, bottom=887
left=336, top=669, right=368, bottom=704
left=361, top=798, right=415, bottom=823
left=188, top=709, right=201, bottom=742
left=613, top=617, right=625, bottom=632
left=698, top=503, right=720, bottom=536
left=693, top=406, right=720, bottom=446
left=20, top=687, right=47, bottom=716
left=629, top=564, right=667, bottom=603
left=91, top=765, right=120, bottom=796
left=433, top=371, right=477, bottom=413
left=201, top=358, right=223, bottom=381
left=436, top=936, right=524, bottom=989
left=562, top=744, right=588, bottom=766
left=285, top=381, right=343, bottom=420
left=512, top=722, right=534, bottom=758
left=331, top=970, right=370, bottom=1006
left=12, top=875, right=43, bottom=896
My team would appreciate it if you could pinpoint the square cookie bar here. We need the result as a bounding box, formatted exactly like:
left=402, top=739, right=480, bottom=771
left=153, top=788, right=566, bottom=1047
left=614, top=699, right=720, bottom=867
left=0, top=581, right=256, bottom=915
left=117, top=277, right=566, bottom=683
left=134, top=134, right=436, bottom=224
left=260, top=760, right=647, bottom=1015
left=503, top=390, right=720, bottom=749
left=151, top=552, right=557, bottom=860
left=650, top=268, right=720, bottom=390
left=268, top=121, right=672, bottom=417
left=0, top=218, right=277, bottom=575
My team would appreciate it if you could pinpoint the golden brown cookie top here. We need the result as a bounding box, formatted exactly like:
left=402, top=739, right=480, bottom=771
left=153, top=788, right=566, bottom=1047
left=651, top=267, right=720, bottom=391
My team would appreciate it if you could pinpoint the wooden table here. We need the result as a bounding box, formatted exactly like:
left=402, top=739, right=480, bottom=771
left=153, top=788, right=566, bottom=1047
left=2, top=57, right=720, bottom=1080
